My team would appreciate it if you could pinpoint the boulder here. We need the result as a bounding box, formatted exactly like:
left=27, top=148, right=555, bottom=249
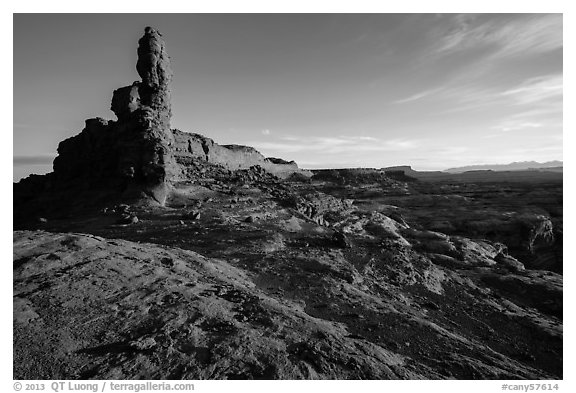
left=332, top=230, right=352, bottom=248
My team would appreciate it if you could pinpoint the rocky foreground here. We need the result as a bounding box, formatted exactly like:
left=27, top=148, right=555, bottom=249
left=13, top=27, right=562, bottom=380
left=12, top=217, right=562, bottom=379
left=13, top=167, right=563, bottom=379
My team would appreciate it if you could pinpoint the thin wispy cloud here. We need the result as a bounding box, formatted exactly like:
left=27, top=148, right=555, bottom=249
left=393, top=88, right=441, bottom=104
left=426, top=73, right=562, bottom=120
left=500, top=74, right=562, bottom=105
left=414, top=14, right=563, bottom=103
left=436, top=14, right=562, bottom=58
left=491, top=121, right=543, bottom=133
left=494, top=14, right=562, bottom=57
left=261, top=129, right=271, bottom=136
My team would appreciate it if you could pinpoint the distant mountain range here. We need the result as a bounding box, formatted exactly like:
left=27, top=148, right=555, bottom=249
left=444, top=161, right=563, bottom=174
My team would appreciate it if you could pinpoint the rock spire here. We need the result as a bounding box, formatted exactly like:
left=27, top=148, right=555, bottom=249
left=51, top=27, right=179, bottom=204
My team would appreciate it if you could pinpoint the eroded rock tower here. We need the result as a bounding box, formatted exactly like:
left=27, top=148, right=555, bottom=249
left=53, top=27, right=178, bottom=204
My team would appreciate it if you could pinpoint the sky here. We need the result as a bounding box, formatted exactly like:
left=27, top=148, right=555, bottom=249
left=13, top=13, right=563, bottom=180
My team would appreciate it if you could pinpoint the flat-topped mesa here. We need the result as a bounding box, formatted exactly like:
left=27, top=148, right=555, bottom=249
left=171, top=130, right=312, bottom=179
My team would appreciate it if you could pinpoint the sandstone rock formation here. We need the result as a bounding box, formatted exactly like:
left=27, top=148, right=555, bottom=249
left=51, top=27, right=178, bottom=204
left=14, top=27, right=310, bottom=215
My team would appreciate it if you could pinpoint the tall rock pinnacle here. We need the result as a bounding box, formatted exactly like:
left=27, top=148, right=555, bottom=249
left=136, top=26, right=173, bottom=122
left=114, top=26, right=178, bottom=202
left=137, top=27, right=173, bottom=93
left=51, top=27, right=179, bottom=205
left=111, top=26, right=174, bottom=133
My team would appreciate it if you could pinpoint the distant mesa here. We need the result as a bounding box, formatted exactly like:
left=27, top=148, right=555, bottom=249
left=382, top=165, right=443, bottom=181
left=444, top=161, right=563, bottom=174
left=14, top=27, right=310, bottom=211
left=380, top=163, right=563, bottom=183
